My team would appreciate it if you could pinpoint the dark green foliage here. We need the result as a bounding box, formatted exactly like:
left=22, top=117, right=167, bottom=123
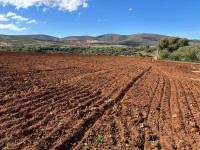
left=159, top=46, right=199, bottom=62
left=159, top=49, right=170, bottom=59
left=178, top=38, right=189, bottom=47
left=170, top=50, right=181, bottom=61
left=156, top=38, right=169, bottom=50
left=175, top=46, right=198, bottom=61
left=157, top=37, right=188, bottom=52
left=0, top=44, right=156, bottom=56
left=185, top=49, right=197, bottom=61
left=145, top=45, right=150, bottom=50
left=167, top=37, right=180, bottom=52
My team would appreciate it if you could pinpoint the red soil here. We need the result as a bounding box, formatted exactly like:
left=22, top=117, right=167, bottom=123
left=0, top=51, right=200, bottom=150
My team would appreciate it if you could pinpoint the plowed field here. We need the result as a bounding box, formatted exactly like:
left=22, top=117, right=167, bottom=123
left=0, top=51, right=200, bottom=150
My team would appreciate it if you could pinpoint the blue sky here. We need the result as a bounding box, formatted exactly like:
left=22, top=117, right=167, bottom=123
left=0, top=0, right=200, bottom=39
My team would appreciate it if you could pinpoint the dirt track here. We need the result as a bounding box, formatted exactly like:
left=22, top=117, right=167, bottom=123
left=0, top=51, right=200, bottom=150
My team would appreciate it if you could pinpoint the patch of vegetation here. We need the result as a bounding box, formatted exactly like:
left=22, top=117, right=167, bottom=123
left=157, top=37, right=200, bottom=62
left=95, top=134, right=104, bottom=143
left=170, top=47, right=199, bottom=62
left=159, top=49, right=170, bottom=59
left=170, top=50, right=181, bottom=61
left=157, top=37, right=188, bottom=52
left=0, top=44, right=156, bottom=56
left=185, top=48, right=198, bottom=61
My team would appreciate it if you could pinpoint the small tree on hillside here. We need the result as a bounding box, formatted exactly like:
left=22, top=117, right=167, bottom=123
left=156, top=37, right=188, bottom=52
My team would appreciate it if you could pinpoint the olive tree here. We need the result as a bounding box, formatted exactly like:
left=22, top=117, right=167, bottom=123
left=156, top=37, right=188, bottom=52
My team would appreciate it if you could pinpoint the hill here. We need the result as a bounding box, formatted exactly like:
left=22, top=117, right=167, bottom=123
left=122, top=33, right=168, bottom=46
left=0, top=34, right=43, bottom=46
left=96, top=34, right=129, bottom=43
left=60, top=33, right=168, bottom=46
left=60, top=36, right=97, bottom=43
left=189, top=39, right=200, bottom=47
left=1, top=33, right=199, bottom=47
left=16, top=34, right=59, bottom=41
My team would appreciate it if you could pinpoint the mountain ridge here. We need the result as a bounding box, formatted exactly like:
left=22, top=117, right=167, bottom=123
left=1, top=33, right=200, bottom=46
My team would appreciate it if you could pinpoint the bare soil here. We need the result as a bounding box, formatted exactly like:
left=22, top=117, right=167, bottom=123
left=0, top=51, right=200, bottom=150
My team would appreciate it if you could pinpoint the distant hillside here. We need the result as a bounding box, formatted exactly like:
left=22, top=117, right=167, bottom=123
left=96, top=34, right=129, bottom=43
left=60, top=36, right=97, bottom=43
left=1, top=33, right=199, bottom=47
left=17, top=34, right=59, bottom=41
left=122, top=33, right=168, bottom=46
left=61, top=33, right=168, bottom=46
left=0, top=34, right=43, bottom=45
left=189, top=39, right=200, bottom=47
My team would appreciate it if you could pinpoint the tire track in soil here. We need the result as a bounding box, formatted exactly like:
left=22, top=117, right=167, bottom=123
left=111, top=68, right=157, bottom=149
left=170, top=78, right=193, bottom=149
left=153, top=67, right=178, bottom=149
left=102, top=66, right=156, bottom=149
left=154, top=64, right=199, bottom=149
left=143, top=71, right=160, bottom=149
left=187, top=80, right=200, bottom=112
left=143, top=73, right=165, bottom=149
left=48, top=67, right=151, bottom=150
left=178, top=80, right=200, bottom=144
left=182, top=80, right=200, bottom=125
left=105, top=67, right=159, bottom=150
left=158, top=75, right=177, bottom=149
left=174, top=79, right=198, bottom=149
left=73, top=67, right=153, bottom=150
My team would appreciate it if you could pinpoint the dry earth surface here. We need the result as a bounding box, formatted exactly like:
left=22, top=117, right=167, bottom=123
left=0, top=51, right=200, bottom=150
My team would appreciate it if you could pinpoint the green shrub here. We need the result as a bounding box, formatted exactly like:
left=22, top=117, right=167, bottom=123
left=170, top=50, right=181, bottom=61
left=184, top=49, right=197, bottom=61
left=159, top=49, right=170, bottom=59
left=95, top=134, right=103, bottom=143
left=175, top=46, right=198, bottom=61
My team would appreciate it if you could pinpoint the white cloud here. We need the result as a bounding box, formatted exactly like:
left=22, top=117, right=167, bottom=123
left=0, top=23, right=26, bottom=31
left=6, top=12, right=38, bottom=24
left=43, top=7, right=49, bottom=12
left=128, top=8, right=133, bottom=11
left=0, top=12, right=38, bottom=31
left=12, top=15, right=28, bottom=21
left=83, top=2, right=88, bottom=8
left=58, top=0, right=87, bottom=12
left=0, top=0, right=88, bottom=12
left=0, top=14, right=9, bottom=21
left=6, top=12, right=16, bottom=17
left=6, top=12, right=29, bottom=22
left=27, top=19, right=37, bottom=24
